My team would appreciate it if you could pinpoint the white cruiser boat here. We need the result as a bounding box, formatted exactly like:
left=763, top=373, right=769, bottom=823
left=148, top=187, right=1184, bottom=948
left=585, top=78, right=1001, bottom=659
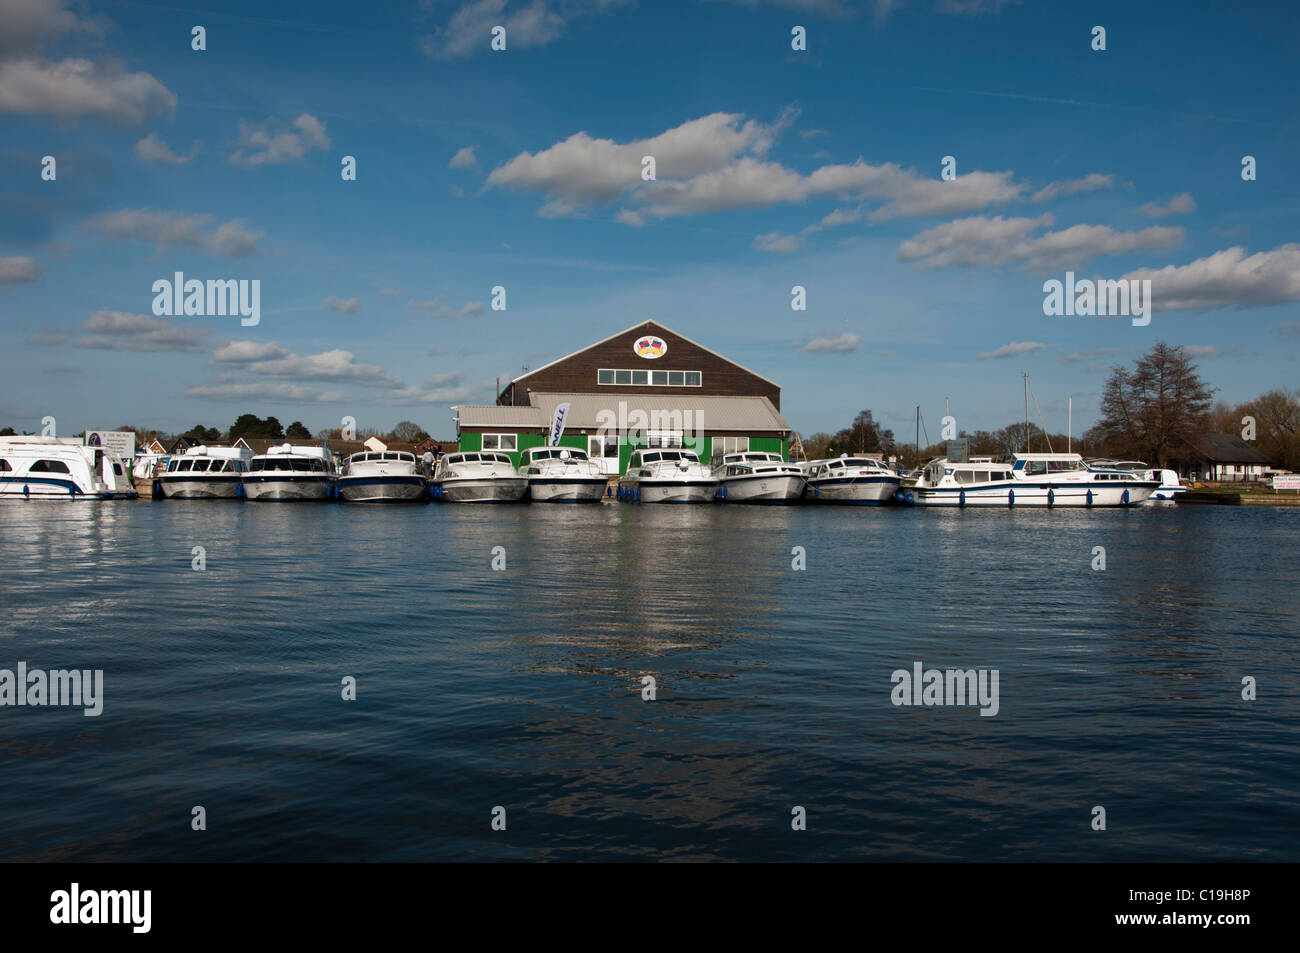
left=242, top=444, right=336, bottom=501
left=1087, top=459, right=1185, bottom=502
left=618, top=449, right=716, bottom=503
left=712, top=451, right=805, bottom=504
left=905, top=453, right=1158, bottom=506
left=0, top=438, right=137, bottom=500
left=519, top=446, right=608, bottom=503
left=157, top=445, right=251, bottom=499
left=338, top=450, right=427, bottom=503
left=432, top=451, right=527, bottom=502
left=803, top=456, right=901, bottom=505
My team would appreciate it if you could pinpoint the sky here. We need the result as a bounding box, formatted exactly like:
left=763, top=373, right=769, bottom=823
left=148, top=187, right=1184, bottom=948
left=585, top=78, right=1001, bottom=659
left=1, top=0, right=1298, bottom=443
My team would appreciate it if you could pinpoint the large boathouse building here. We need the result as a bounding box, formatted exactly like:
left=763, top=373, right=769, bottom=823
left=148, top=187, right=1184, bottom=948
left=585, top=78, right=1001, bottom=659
left=453, top=321, right=791, bottom=475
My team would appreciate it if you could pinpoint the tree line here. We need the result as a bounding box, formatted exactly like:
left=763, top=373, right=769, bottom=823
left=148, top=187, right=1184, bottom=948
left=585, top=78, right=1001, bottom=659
left=801, top=343, right=1296, bottom=472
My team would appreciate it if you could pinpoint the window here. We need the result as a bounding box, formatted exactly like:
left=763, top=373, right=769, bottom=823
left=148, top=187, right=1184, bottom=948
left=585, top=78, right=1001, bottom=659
left=647, top=431, right=683, bottom=448
left=713, top=436, right=749, bottom=455
left=589, top=435, right=618, bottom=458
left=178, top=459, right=194, bottom=472
left=481, top=434, right=517, bottom=451
left=598, top=368, right=704, bottom=386
left=166, top=460, right=178, bottom=472
left=29, top=459, right=71, bottom=473
left=0, top=459, right=10, bottom=471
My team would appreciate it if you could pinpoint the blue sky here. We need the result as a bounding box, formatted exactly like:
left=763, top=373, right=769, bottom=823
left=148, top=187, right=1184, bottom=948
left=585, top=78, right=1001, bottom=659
left=2, top=0, right=1298, bottom=442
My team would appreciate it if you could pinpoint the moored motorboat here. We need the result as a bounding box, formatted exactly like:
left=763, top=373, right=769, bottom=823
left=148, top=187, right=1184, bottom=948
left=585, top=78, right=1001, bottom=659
left=242, top=444, right=336, bottom=501
left=0, top=437, right=137, bottom=500
left=157, top=445, right=250, bottom=499
left=519, top=446, right=607, bottom=502
left=618, top=449, right=715, bottom=503
left=1087, top=459, right=1184, bottom=502
left=906, top=453, right=1158, bottom=506
left=338, top=450, right=427, bottom=503
left=712, top=451, right=804, bottom=503
left=803, top=455, right=900, bottom=504
left=432, top=451, right=527, bottom=502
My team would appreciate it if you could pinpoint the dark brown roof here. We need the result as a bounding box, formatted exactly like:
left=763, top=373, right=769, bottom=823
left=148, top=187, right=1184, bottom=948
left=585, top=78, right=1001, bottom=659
left=1190, top=434, right=1273, bottom=465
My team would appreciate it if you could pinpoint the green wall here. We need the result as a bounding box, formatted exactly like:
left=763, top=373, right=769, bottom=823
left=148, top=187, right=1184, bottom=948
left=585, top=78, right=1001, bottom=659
left=460, top=431, right=787, bottom=472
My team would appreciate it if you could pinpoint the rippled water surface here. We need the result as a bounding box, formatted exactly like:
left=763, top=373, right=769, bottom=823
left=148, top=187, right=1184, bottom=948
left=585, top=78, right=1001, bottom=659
left=0, top=500, right=1297, bottom=861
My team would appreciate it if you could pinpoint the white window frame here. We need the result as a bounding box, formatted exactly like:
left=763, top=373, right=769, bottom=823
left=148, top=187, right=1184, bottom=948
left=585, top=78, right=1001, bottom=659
left=481, top=433, right=517, bottom=451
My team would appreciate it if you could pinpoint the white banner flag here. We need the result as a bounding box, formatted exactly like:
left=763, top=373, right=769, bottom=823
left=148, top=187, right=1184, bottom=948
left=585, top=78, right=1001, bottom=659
left=549, top=402, right=571, bottom=446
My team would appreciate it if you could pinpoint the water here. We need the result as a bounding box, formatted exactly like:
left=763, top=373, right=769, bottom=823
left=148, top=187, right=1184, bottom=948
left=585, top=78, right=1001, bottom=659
left=0, top=500, right=1297, bottom=861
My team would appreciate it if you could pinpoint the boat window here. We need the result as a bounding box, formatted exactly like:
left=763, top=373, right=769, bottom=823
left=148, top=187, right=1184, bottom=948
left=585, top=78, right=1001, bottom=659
left=177, top=459, right=194, bottom=471
left=1023, top=460, right=1047, bottom=475
left=250, top=459, right=264, bottom=471
left=30, top=459, right=71, bottom=473
left=1048, top=460, right=1081, bottom=473
left=643, top=452, right=661, bottom=463
left=212, top=460, right=228, bottom=472
left=659, top=451, right=682, bottom=461
left=166, top=460, right=178, bottom=472
left=954, top=469, right=976, bottom=484
left=0, top=459, right=9, bottom=472
left=112, top=462, right=124, bottom=475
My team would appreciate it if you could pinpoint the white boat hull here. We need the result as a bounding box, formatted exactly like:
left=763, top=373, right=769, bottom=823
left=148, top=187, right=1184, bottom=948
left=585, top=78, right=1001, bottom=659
left=720, top=473, right=805, bottom=503
left=158, top=476, right=242, bottom=499
left=805, top=476, right=900, bottom=504
left=242, top=477, right=333, bottom=501
left=528, top=477, right=608, bottom=503
left=908, top=482, right=1157, bottom=506
left=436, top=477, right=528, bottom=503
left=338, top=476, right=427, bottom=503
left=0, top=479, right=132, bottom=500
left=620, top=479, right=716, bottom=503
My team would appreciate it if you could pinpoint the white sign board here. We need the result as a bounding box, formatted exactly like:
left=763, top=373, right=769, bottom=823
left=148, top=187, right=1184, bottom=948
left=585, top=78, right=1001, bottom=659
left=85, top=430, right=136, bottom=460
left=1272, top=474, right=1300, bottom=490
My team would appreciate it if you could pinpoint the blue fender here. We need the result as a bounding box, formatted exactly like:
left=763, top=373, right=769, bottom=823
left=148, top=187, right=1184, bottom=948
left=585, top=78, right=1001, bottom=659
left=959, top=489, right=965, bottom=507
left=1047, top=488, right=1054, bottom=507
left=1008, top=488, right=1015, bottom=506
left=1122, top=488, right=1130, bottom=504
left=1086, top=489, right=1093, bottom=506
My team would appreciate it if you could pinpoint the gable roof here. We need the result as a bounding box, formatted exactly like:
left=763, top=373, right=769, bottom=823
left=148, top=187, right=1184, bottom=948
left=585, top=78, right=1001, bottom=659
left=1190, top=433, right=1273, bottom=464
left=507, top=320, right=780, bottom=391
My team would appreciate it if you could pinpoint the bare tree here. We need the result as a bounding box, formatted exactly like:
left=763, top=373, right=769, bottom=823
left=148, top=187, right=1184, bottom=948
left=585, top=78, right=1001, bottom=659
left=1096, top=342, right=1214, bottom=466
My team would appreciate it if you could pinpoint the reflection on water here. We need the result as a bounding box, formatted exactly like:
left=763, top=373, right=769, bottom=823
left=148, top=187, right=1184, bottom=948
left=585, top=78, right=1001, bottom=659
left=0, top=501, right=1297, bottom=861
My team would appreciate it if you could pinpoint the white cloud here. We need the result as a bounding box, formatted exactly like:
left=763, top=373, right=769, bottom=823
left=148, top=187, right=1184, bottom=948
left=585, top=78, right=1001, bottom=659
left=228, top=113, right=330, bottom=167
left=1137, top=192, right=1197, bottom=218
left=322, top=296, right=361, bottom=315
left=753, top=231, right=802, bottom=253
left=1060, top=346, right=1133, bottom=364
left=0, top=255, right=42, bottom=283
left=420, top=0, right=586, bottom=60
left=212, top=340, right=290, bottom=363
left=797, top=332, right=861, bottom=353
left=0, top=0, right=103, bottom=57
left=387, top=372, right=480, bottom=404
left=898, top=213, right=1183, bottom=270
left=0, top=57, right=176, bottom=126
left=80, top=209, right=263, bottom=257
left=975, top=341, right=1044, bottom=360
left=237, top=348, right=401, bottom=387
left=135, top=132, right=197, bottom=164
left=487, top=110, right=793, bottom=213
left=74, top=310, right=208, bottom=351
left=378, top=287, right=400, bottom=297
left=1120, top=244, right=1300, bottom=311
left=1031, top=173, right=1114, bottom=203
left=185, top=379, right=346, bottom=402
left=449, top=146, right=477, bottom=169
left=405, top=298, right=484, bottom=318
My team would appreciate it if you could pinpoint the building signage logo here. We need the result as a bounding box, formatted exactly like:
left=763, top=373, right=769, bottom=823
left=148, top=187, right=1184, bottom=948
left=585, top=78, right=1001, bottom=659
left=634, top=336, right=667, bottom=359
